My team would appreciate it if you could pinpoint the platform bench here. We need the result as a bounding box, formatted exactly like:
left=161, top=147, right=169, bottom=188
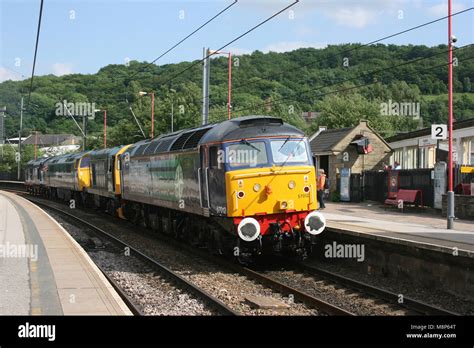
left=384, top=189, right=423, bottom=212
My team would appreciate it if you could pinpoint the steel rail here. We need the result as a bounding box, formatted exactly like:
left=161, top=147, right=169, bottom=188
left=23, top=196, right=239, bottom=316
left=294, top=261, right=459, bottom=316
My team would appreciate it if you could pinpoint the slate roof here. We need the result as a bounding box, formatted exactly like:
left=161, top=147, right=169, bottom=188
left=22, top=134, right=78, bottom=146
left=309, top=127, right=353, bottom=154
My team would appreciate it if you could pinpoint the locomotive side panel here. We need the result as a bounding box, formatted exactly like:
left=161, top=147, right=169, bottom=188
left=122, top=156, right=152, bottom=203
left=121, top=149, right=203, bottom=215
left=149, top=151, right=201, bottom=212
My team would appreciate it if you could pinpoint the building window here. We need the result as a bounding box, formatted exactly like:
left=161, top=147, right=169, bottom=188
left=462, top=137, right=473, bottom=165
left=392, top=149, right=403, bottom=168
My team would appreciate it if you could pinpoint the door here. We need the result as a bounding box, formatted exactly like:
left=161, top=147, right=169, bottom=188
left=200, top=146, right=209, bottom=209
left=107, top=156, right=114, bottom=193
left=207, top=145, right=227, bottom=215
left=319, top=155, right=329, bottom=174
left=73, top=160, right=79, bottom=190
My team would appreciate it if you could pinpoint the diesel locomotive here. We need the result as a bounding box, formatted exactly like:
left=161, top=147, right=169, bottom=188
left=25, top=116, right=326, bottom=260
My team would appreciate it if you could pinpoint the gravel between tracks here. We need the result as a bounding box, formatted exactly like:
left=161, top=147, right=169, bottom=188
left=46, top=206, right=318, bottom=316
left=263, top=269, right=408, bottom=315
left=303, top=259, right=474, bottom=315
left=42, top=198, right=472, bottom=316
left=48, top=211, right=216, bottom=316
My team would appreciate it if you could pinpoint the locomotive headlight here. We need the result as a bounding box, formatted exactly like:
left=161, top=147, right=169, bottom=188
left=280, top=201, right=288, bottom=209
left=253, top=183, right=261, bottom=192
left=288, top=180, right=296, bottom=189
left=237, top=218, right=261, bottom=242
left=304, top=211, right=326, bottom=235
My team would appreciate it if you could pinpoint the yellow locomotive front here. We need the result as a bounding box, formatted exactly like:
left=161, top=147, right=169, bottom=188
left=222, top=136, right=325, bottom=257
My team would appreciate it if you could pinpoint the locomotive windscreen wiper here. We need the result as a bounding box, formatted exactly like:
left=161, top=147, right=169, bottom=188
left=278, top=136, right=291, bottom=152
left=240, top=139, right=260, bottom=152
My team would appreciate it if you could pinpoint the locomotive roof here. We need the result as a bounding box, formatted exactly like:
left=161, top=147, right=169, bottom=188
left=126, top=116, right=304, bottom=157
left=26, top=156, right=53, bottom=167
left=88, top=146, right=124, bottom=159
left=47, top=151, right=89, bottom=164
left=199, top=116, right=304, bottom=144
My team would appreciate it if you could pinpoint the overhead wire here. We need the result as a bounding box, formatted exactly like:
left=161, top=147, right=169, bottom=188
left=159, top=0, right=300, bottom=87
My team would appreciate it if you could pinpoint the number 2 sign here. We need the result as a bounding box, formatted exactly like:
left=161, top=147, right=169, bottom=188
left=431, top=124, right=447, bottom=140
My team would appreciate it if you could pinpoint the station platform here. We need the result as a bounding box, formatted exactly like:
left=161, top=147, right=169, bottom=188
left=323, top=202, right=474, bottom=255
left=0, top=190, right=132, bottom=315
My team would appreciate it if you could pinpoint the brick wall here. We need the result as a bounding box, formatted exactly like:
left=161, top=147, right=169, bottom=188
left=327, top=122, right=392, bottom=192
left=442, top=194, right=474, bottom=220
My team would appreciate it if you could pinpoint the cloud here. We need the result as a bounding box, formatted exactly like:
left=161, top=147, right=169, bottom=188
left=263, top=41, right=327, bottom=53
left=0, top=67, right=25, bottom=82
left=320, top=1, right=407, bottom=28
left=323, top=6, right=379, bottom=28
left=227, top=47, right=254, bottom=56
left=238, top=0, right=407, bottom=28
left=294, top=25, right=319, bottom=38
left=52, top=63, right=74, bottom=76
left=428, top=1, right=466, bottom=16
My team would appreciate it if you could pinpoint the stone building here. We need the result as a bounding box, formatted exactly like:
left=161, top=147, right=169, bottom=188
left=22, top=133, right=81, bottom=147
left=21, top=133, right=82, bottom=156
left=309, top=120, right=392, bottom=192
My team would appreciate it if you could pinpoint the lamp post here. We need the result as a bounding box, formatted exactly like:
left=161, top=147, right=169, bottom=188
left=447, top=0, right=455, bottom=229
left=17, top=97, right=25, bottom=180
left=94, top=109, right=107, bottom=148
left=139, top=91, right=155, bottom=138
left=34, top=131, right=38, bottom=160
left=209, top=50, right=232, bottom=120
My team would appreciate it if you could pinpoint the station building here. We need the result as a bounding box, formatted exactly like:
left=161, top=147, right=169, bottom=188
left=309, top=120, right=392, bottom=192
left=386, top=118, right=474, bottom=169
left=21, top=133, right=81, bottom=156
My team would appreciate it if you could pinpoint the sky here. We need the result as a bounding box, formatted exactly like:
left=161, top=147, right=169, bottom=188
left=0, top=0, right=473, bottom=82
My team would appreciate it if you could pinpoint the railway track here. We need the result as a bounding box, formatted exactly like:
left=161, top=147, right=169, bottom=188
left=219, top=258, right=459, bottom=316
left=228, top=262, right=353, bottom=315
left=20, top=196, right=238, bottom=316
left=17, top=193, right=353, bottom=316
left=292, top=261, right=459, bottom=316
left=7, top=190, right=461, bottom=316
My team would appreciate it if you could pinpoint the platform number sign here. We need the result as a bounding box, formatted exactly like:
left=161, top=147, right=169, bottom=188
left=431, top=124, right=447, bottom=140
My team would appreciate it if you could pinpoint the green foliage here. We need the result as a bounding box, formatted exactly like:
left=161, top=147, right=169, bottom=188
left=0, top=43, right=473, bottom=150
left=330, top=191, right=340, bottom=202
left=0, top=145, right=16, bottom=173
left=0, top=145, right=38, bottom=177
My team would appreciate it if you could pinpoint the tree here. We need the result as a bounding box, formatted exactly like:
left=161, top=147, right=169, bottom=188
left=463, top=77, right=471, bottom=93
left=0, top=44, right=472, bottom=149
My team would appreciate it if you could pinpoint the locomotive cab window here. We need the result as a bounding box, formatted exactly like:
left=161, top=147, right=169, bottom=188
left=270, top=139, right=310, bottom=164
left=226, top=141, right=267, bottom=168
left=80, top=156, right=90, bottom=168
